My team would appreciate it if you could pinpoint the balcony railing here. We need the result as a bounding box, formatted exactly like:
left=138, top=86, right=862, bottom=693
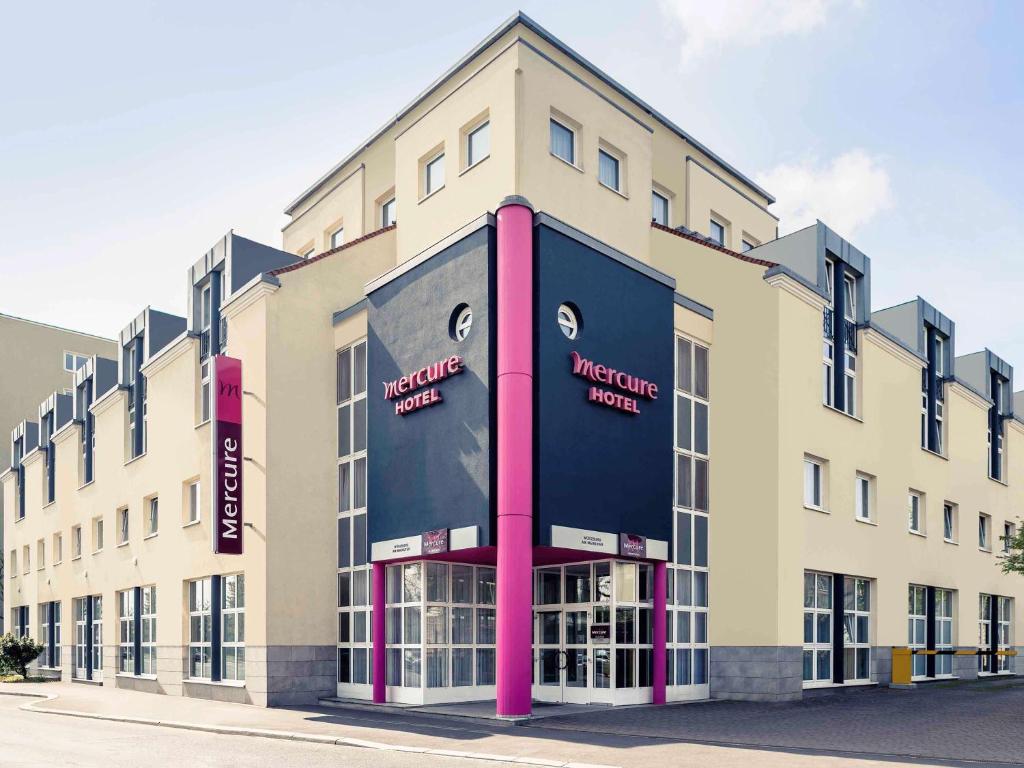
left=199, top=329, right=211, bottom=360
left=823, top=307, right=857, bottom=353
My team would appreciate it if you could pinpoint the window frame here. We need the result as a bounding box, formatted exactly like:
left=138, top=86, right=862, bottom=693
left=597, top=148, right=621, bottom=193
left=549, top=117, right=577, bottom=167
left=908, top=491, right=924, bottom=535
left=221, top=573, right=246, bottom=681
left=330, top=225, right=345, bottom=250
left=381, top=197, right=396, bottom=228
left=145, top=497, right=159, bottom=538
left=979, top=513, right=992, bottom=551
left=803, top=458, right=825, bottom=511
left=423, top=150, right=445, bottom=198
left=651, top=190, right=670, bottom=226
left=943, top=503, right=957, bottom=543
left=802, top=571, right=833, bottom=686
left=465, top=119, right=490, bottom=169
left=117, top=506, right=129, bottom=546
left=854, top=473, right=873, bottom=522
left=709, top=219, right=725, bottom=246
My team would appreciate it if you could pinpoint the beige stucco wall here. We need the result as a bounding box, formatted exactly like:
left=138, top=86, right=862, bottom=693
left=282, top=22, right=778, bottom=269
left=0, top=315, right=116, bottom=473
left=263, top=229, right=396, bottom=646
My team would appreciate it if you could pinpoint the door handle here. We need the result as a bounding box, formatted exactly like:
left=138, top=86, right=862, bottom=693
left=558, top=649, right=568, bottom=671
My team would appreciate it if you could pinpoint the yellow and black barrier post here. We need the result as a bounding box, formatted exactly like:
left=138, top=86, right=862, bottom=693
left=890, top=647, right=1017, bottom=686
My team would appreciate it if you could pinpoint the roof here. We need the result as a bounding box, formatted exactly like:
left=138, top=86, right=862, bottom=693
left=284, top=11, right=774, bottom=216
left=269, top=224, right=396, bottom=276
left=652, top=222, right=778, bottom=268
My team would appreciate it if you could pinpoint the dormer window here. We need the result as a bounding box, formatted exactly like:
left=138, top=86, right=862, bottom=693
left=843, top=274, right=856, bottom=322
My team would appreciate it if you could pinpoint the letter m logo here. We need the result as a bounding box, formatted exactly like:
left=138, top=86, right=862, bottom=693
left=219, top=381, right=240, bottom=399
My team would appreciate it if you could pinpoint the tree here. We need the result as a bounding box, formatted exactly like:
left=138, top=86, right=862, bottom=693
left=1001, top=525, right=1024, bottom=576
left=0, top=633, right=44, bottom=680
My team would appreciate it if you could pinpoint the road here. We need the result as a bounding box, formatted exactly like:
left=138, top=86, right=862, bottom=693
left=0, top=695, right=510, bottom=768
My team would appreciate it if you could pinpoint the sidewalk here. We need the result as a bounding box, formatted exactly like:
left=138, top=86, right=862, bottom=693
left=0, top=681, right=974, bottom=768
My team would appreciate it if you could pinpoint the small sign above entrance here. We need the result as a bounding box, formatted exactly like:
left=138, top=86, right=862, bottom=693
left=422, top=528, right=449, bottom=555
left=618, top=533, right=647, bottom=559
left=590, top=624, right=611, bottom=643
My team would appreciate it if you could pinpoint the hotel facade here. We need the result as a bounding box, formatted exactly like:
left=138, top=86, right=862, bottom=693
left=4, top=13, right=1023, bottom=713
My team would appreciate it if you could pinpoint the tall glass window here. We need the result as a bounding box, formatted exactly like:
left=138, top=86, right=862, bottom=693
left=189, top=577, right=213, bottom=680
left=802, top=572, right=832, bottom=684
left=670, top=335, right=710, bottom=689
left=843, top=577, right=870, bottom=681
left=908, top=585, right=928, bottom=678
left=935, top=588, right=953, bottom=676
left=222, top=574, right=245, bottom=681
left=337, top=339, right=370, bottom=687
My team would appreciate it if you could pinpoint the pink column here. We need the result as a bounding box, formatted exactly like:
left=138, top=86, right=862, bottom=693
left=653, top=560, right=667, bottom=705
left=495, top=198, right=534, bottom=719
left=372, top=561, right=386, bottom=704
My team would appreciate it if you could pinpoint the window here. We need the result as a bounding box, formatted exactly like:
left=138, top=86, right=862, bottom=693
left=37, top=539, right=45, bottom=570
left=22, top=545, right=29, bottom=574
left=843, top=349, right=857, bottom=417
left=146, top=497, right=158, bottom=537
left=118, top=590, right=135, bottom=674
left=741, top=240, right=754, bottom=252
left=53, top=533, right=63, bottom=564
left=823, top=338, right=834, bottom=408
left=979, top=514, right=991, bottom=550
left=908, top=585, right=928, bottom=678
left=92, top=517, right=104, bottom=552
left=63, top=351, right=89, bottom=372
left=466, top=120, right=490, bottom=167
left=550, top=118, right=575, bottom=165
left=843, top=577, right=870, bottom=682
left=671, top=335, right=711, bottom=689
left=140, top=586, right=156, bottom=675
left=943, top=503, right=957, bottom=542
left=803, top=572, right=832, bottom=684
left=118, top=507, right=129, bottom=545
left=804, top=458, right=824, bottom=510
left=381, top=197, right=396, bottom=227
left=11, top=606, right=29, bottom=638
left=39, top=602, right=61, bottom=669
left=908, top=492, right=923, bottom=534
left=72, top=526, right=82, bottom=559
left=330, top=226, right=345, bottom=250
left=598, top=149, right=620, bottom=191
left=557, top=303, right=579, bottom=340
left=709, top=219, right=725, bottom=246
left=996, top=597, right=1013, bottom=672
left=186, top=480, right=200, bottom=524
left=843, top=274, right=856, bottom=322
left=424, top=152, right=445, bottom=197
left=222, top=574, right=245, bottom=681
left=651, top=191, right=669, bottom=226
left=1003, top=522, right=1015, bottom=555
left=189, top=577, right=212, bottom=679
left=935, top=589, right=954, bottom=676
left=301, top=246, right=314, bottom=259
left=855, top=473, right=872, bottom=521
left=337, top=339, right=370, bottom=686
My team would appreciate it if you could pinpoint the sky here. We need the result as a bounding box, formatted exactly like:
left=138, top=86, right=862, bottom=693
left=1, top=1, right=1022, bottom=370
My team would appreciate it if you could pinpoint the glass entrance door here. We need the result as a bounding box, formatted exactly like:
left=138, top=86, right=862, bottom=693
left=533, top=608, right=592, bottom=704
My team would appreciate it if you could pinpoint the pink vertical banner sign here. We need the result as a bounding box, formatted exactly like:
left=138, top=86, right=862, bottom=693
left=372, top=562, right=386, bottom=703
left=495, top=198, right=534, bottom=719
left=653, top=560, right=667, bottom=704
left=213, top=355, right=243, bottom=555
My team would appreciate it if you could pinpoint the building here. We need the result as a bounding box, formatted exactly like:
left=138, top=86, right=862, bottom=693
left=3, top=12, right=1022, bottom=714
left=0, top=313, right=115, bottom=628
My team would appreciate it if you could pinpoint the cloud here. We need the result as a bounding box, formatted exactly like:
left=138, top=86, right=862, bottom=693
left=756, top=149, right=893, bottom=238
left=659, top=0, right=857, bottom=66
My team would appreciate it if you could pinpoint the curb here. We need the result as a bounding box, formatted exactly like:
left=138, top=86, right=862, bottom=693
left=4, top=691, right=620, bottom=768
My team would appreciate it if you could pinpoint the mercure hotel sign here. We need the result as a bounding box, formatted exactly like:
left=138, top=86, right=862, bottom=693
left=383, top=355, right=464, bottom=416
left=569, top=351, right=659, bottom=414
left=213, top=356, right=243, bottom=555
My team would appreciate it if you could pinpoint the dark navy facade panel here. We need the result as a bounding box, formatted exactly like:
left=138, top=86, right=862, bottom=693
left=534, top=224, right=673, bottom=547
left=367, top=226, right=495, bottom=551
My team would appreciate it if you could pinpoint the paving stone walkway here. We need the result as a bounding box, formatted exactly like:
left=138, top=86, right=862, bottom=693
left=531, top=678, right=1024, bottom=764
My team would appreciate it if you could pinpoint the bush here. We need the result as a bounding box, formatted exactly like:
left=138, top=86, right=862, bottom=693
left=0, top=634, right=44, bottom=680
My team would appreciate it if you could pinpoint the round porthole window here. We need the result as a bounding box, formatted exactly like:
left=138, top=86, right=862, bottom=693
left=557, top=303, right=581, bottom=340
left=450, top=304, right=473, bottom=342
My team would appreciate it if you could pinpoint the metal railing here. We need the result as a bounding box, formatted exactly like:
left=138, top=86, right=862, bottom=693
left=822, top=307, right=858, bottom=353
left=891, top=646, right=1017, bottom=685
